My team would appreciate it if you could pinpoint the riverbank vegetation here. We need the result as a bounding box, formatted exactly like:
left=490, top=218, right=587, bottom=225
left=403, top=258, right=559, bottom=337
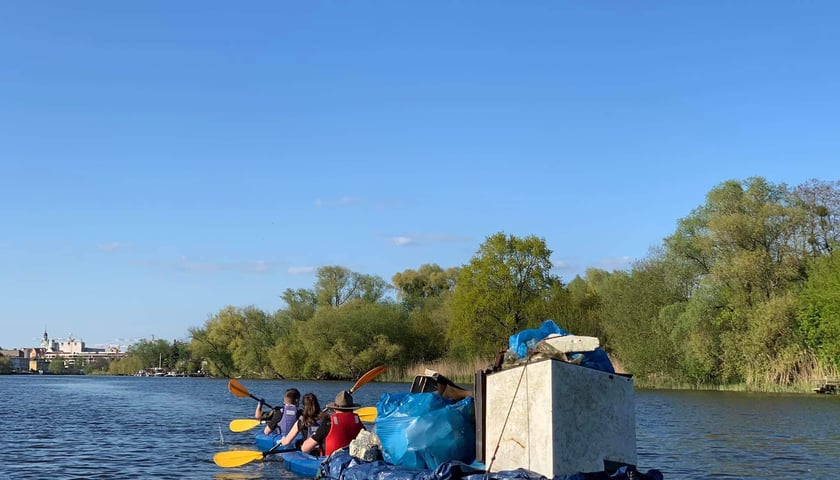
left=100, top=177, right=840, bottom=392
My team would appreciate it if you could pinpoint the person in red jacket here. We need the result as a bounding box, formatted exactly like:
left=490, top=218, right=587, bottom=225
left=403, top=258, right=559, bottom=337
left=300, top=390, right=365, bottom=457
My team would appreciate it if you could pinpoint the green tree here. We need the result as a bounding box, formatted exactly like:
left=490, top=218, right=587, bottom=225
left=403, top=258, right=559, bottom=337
left=358, top=273, right=392, bottom=303
left=792, top=179, right=840, bottom=257
left=189, top=306, right=281, bottom=378
left=798, top=249, right=840, bottom=369
left=229, top=307, right=283, bottom=377
left=269, top=301, right=407, bottom=379
left=405, top=294, right=452, bottom=362
left=659, top=177, right=823, bottom=386
left=448, top=232, right=558, bottom=358
left=544, top=273, right=602, bottom=339
left=71, top=357, right=86, bottom=374
left=392, top=264, right=459, bottom=310
left=48, top=357, right=66, bottom=374
left=129, top=338, right=172, bottom=370
left=740, top=293, right=803, bottom=385
left=85, top=358, right=111, bottom=374
left=0, top=354, right=11, bottom=374
left=314, top=266, right=390, bottom=307
left=107, top=355, right=143, bottom=375
left=280, top=288, right=318, bottom=321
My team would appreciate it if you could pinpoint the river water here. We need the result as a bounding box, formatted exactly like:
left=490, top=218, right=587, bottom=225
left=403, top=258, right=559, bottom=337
left=1, top=375, right=838, bottom=479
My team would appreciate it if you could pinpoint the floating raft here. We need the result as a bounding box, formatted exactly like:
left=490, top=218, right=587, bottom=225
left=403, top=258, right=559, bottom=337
left=319, top=449, right=664, bottom=480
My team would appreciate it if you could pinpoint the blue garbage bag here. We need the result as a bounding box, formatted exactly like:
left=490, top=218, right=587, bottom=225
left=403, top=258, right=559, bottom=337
left=508, top=319, right=615, bottom=374
left=509, top=319, right=569, bottom=358
left=375, top=392, right=475, bottom=470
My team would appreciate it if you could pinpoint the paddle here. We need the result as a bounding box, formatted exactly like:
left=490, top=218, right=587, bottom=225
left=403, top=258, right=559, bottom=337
left=229, top=418, right=262, bottom=433
left=349, top=365, right=386, bottom=394
left=228, top=379, right=274, bottom=409
left=213, top=442, right=298, bottom=468
left=228, top=405, right=378, bottom=433
left=354, top=406, right=377, bottom=422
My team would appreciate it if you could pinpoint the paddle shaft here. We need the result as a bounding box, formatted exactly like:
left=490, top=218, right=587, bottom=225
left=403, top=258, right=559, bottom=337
left=249, top=393, right=274, bottom=410
left=265, top=441, right=298, bottom=456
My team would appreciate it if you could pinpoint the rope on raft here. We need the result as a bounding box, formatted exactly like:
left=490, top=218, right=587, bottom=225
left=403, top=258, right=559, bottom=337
left=486, top=355, right=531, bottom=474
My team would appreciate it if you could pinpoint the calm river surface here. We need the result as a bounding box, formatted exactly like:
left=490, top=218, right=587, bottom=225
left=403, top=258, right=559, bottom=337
left=1, top=375, right=838, bottom=479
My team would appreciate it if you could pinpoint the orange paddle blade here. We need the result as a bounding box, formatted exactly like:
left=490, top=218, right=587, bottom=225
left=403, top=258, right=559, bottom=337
left=228, top=379, right=250, bottom=398
left=350, top=365, right=386, bottom=393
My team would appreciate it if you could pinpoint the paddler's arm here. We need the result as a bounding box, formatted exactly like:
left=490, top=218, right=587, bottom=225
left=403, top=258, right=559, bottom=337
left=263, top=409, right=282, bottom=435
left=300, top=420, right=329, bottom=454
left=279, top=420, right=300, bottom=445
left=300, top=436, right=319, bottom=454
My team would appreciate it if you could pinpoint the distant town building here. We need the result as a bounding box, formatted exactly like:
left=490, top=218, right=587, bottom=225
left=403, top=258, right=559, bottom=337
left=15, top=330, right=127, bottom=372
left=27, top=348, right=49, bottom=372
left=40, top=330, right=59, bottom=353
left=0, top=349, right=27, bottom=373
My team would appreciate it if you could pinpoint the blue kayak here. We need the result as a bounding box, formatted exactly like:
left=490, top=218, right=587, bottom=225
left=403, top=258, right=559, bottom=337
left=254, top=432, right=301, bottom=452
left=254, top=432, right=283, bottom=452
left=281, top=451, right=325, bottom=477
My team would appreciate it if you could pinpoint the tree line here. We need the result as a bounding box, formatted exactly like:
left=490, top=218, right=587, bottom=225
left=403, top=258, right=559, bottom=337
left=100, top=177, right=840, bottom=389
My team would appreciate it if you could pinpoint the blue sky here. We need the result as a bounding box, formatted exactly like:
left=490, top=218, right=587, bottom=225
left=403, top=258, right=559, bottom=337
left=2, top=1, right=838, bottom=350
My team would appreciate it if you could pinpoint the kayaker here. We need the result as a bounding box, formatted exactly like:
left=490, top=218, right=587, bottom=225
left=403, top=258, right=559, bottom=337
left=277, top=392, right=322, bottom=452
left=300, top=390, right=364, bottom=456
left=257, top=387, right=301, bottom=436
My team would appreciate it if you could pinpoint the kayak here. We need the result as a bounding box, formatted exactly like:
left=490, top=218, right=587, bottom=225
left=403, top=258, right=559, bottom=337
left=280, top=451, right=325, bottom=477
left=254, top=432, right=283, bottom=452
left=254, top=432, right=300, bottom=452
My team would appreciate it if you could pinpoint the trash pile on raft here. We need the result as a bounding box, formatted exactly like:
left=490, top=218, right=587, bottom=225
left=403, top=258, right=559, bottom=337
left=318, top=320, right=664, bottom=480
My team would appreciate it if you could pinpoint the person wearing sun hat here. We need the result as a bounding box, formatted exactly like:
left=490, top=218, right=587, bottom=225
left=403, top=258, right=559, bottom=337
left=299, top=390, right=366, bottom=456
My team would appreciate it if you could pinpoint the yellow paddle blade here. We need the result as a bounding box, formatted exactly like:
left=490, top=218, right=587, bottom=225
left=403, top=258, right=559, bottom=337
left=213, top=450, right=263, bottom=468
left=355, top=406, right=377, bottom=422
left=350, top=366, right=386, bottom=393
left=229, top=418, right=262, bottom=432
left=228, top=379, right=250, bottom=398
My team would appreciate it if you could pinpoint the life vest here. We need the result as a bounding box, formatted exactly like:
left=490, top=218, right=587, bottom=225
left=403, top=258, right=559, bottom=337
left=278, top=404, right=300, bottom=436
left=323, top=411, right=363, bottom=456
left=305, top=421, right=320, bottom=438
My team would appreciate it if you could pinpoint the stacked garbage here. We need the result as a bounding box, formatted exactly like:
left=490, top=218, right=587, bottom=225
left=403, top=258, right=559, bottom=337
left=320, top=320, right=662, bottom=480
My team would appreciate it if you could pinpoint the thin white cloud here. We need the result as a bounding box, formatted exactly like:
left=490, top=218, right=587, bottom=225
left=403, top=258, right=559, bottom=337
left=387, top=233, right=470, bottom=247
left=392, top=236, right=415, bottom=246
left=97, top=242, right=128, bottom=251
left=245, top=260, right=280, bottom=273
left=288, top=266, right=316, bottom=275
